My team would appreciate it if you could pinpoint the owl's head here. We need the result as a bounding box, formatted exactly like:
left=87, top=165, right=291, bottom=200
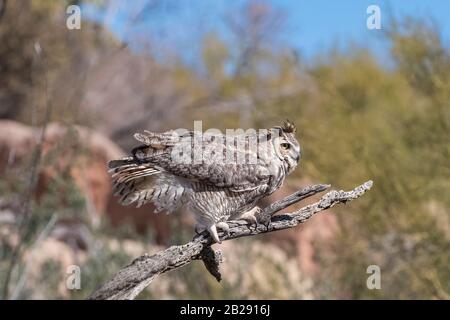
left=272, top=120, right=301, bottom=174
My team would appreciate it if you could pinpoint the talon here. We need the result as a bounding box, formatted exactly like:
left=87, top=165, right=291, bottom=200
left=216, top=222, right=230, bottom=236
left=238, top=206, right=260, bottom=226
left=208, top=224, right=221, bottom=244
left=240, top=215, right=257, bottom=224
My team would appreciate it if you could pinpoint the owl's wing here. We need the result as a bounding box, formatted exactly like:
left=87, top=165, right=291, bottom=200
left=133, top=130, right=273, bottom=192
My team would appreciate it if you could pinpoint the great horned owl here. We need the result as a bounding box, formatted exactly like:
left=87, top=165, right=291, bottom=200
left=108, top=121, right=300, bottom=243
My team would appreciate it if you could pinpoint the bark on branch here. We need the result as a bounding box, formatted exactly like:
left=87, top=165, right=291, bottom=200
left=89, top=180, right=373, bottom=300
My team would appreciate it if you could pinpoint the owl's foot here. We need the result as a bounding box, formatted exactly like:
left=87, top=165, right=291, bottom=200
left=208, top=224, right=221, bottom=244
left=210, top=222, right=230, bottom=244
left=196, top=222, right=229, bottom=244
left=216, top=222, right=230, bottom=235
left=238, top=206, right=261, bottom=225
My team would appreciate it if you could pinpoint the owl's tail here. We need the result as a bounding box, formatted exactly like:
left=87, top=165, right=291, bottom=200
left=108, top=158, right=187, bottom=213
left=108, top=157, right=161, bottom=207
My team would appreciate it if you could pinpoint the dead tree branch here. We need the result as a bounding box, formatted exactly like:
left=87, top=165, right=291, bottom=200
left=89, top=180, right=373, bottom=300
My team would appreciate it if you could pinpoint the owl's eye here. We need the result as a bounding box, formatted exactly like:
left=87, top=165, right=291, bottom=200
left=281, top=143, right=291, bottom=150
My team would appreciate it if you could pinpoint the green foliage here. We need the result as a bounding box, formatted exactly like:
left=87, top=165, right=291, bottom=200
left=258, top=18, right=450, bottom=299
left=0, top=0, right=118, bottom=124
left=193, top=14, right=450, bottom=299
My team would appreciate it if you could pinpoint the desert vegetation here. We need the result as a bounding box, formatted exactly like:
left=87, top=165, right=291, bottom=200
left=0, top=0, right=448, bottom=299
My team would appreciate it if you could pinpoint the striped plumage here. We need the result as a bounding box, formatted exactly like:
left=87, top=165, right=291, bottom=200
left=108, top=121, right=301, bottom=243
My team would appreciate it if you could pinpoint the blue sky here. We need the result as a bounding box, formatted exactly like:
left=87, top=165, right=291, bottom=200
left=278, top=0, right=450, bottom=56
left=84, top=0, right=450, bottom=64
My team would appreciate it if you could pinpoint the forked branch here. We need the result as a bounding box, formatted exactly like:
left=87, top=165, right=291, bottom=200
left=89, top=180, right=373, bottom=300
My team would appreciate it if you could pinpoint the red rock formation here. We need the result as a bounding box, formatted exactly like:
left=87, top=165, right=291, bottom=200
left=0, top=120, right=172, bottom=244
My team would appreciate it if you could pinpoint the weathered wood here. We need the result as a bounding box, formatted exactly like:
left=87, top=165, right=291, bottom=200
left=89, top=181, right=373, bottom=300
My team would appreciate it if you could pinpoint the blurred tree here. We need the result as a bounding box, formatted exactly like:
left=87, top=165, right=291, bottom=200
left=0, top=0, right=117, bottom=124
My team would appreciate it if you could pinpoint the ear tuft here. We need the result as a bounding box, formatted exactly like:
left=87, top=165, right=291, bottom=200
left=282, top=119, right=297, bottom=134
